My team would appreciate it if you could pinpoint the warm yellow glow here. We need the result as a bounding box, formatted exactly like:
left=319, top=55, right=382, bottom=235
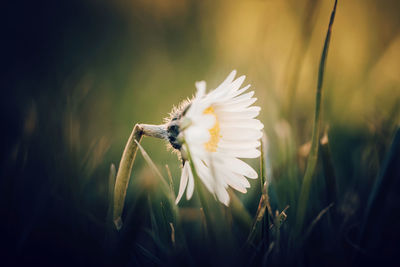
left=203, top=106, right=221, bottom=152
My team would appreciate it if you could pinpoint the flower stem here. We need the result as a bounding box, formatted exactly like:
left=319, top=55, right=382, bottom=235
left=140, top=124, right=168, bottom=139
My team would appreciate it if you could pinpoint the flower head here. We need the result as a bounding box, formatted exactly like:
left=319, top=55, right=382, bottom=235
left=167, top=70, right=263, bottom=206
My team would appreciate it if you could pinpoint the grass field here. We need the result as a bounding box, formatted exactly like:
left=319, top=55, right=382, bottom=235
left=1, top=0, right=400, bottom=266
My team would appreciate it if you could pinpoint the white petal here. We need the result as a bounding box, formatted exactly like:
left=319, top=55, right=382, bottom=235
left=214, top=70, right=237, bottom=92
left=229, top=84, right=251, bottom=98
left=186, top=166, right=194, bottom=200
left=217, top=98, right=257, bottom=111
left=221, top=157, right=258, bottom=179
left=229, top=184, right=247, bottom=193
left=227, top=175, right=250, bottom=192
left=229, top=75, right=246, bottom=92
left=211, top=159, right=252, bottom=191
left=230, top=91, right=255, bottom=102
left=187, top=145, right=207, bottom=158
left=216, top=106, right=260, bottom=120
left=215, top=186, right=230, bottom=206
left=176, top=161, right=190, bottom=204
left=195, top=81, right=206, bottom=97
left=209, top=75, right=245, bottom=100
left=195, top=114, right=216, bottom=129
left=193, top=158, right=214, bottom=193
left=186, top=100, right=205, bottom=117
left=220, top=128, right=263, bottom=141
left=218, top=147, right=261, bottom=158
left=220, top=119, right=264, bottom=130
left=220, top=171, right=249, bottom=193
left=185, top=126, right=210, bottom=144
left=218, top=140, right=261, bottom=149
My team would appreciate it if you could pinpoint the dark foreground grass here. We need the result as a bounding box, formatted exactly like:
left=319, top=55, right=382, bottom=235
left=1, top=0, right=400, bottom=266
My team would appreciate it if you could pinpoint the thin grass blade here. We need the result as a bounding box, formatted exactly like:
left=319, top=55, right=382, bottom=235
left=295, top=0, right=338, bottom=235
left=135, top=140, right=178, bottom=221
left=359, top=127, right=400, bottom=247
left=304, top=202, right=334, bottom=240
left=228, top=190, right=252, bottom=232
left=320, top=131, right=338, bottom=206
left=246, top=181, right=272, bottom=246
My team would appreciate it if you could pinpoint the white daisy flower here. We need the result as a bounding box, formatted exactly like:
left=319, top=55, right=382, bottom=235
left=166, top=70, right=263, bottom=206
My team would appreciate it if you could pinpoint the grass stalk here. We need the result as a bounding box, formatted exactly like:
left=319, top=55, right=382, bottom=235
left=260, top=133, right=269, bottom=245
left=113, top=123, right=169, bottom=230
left=295, top=0, right=337, bottom=235
left=191, top=161, right=215, bottom=238
left=113, top=124, right=144, bottom=230
left=246, top=181, right=272, bottom=246
left=165, top=164, right=175, bottom=199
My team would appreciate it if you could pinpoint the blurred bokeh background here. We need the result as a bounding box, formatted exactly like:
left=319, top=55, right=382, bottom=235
left=1, top=0, right=400, bottom=265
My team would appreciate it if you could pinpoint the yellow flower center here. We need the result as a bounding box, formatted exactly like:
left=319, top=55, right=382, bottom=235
left=203, top=106, right=221, bottom=152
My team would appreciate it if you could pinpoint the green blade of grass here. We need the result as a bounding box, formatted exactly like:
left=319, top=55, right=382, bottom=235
left=320, top=131, right=338, bottom=206
left=295, top=0, right=338, bottom=235
left=188, top=159, right=215, bottom=239
left=245, top=133, right=274, bottom=247
left=184, top=143, right=219, bottom=240
left=260, top=132, right=270, bottom=245
left=262, top=132, right=279, bottom=213
left=135, top=140, right=170, bottom=191
left=165, top=164, right=175, bottom=199
left=303, top=202, right=334, bottom=240
left=260, top=133, right=267, bottom=196
left=147, top=196, right=159, bottom=237
left=228, top=190, right=252, bottom=232
left=135, top=140, right=179, bottom=222
left=245, top=181, right=273, bottom=246
left=359, top=127, right=400, bottom=248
